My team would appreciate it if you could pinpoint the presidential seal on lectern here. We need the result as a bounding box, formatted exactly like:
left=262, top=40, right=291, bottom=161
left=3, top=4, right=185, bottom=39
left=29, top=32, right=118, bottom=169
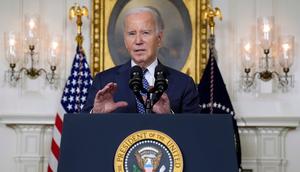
left=114, top=130, right=183, bottom=172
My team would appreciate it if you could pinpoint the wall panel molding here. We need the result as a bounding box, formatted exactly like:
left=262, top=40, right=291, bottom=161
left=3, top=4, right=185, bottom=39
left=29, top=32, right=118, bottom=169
left=0, top=115, right=54, bottom=172
left=238, top=116, right=299, bottom=172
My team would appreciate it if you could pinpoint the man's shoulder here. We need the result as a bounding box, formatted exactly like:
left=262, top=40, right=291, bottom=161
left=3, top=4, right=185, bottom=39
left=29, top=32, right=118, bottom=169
left=164, top=65, right=194, bottom=82
left=94, top=63, right=128, bottom=78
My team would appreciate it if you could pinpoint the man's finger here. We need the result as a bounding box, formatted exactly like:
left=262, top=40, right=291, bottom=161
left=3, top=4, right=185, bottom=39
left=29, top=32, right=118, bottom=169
left=114, top=101, right=128, bottom=108
left=154, top=93, right=168, bottom=103
left=142, top=95, right=146, bottom=102
left=95, top=82, right=115, bottom=100
left=160, top=93, right=169, bottom=101
left=110, top=83, right=118, bottom=94
left=95, top=89, right=104, bottom=100
left=104, top=82, right=115, bottom=93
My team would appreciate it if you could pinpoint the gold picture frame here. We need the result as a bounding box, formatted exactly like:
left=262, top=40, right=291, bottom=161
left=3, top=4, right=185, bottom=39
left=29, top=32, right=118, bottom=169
left=91, top=0, right=209, bottom=83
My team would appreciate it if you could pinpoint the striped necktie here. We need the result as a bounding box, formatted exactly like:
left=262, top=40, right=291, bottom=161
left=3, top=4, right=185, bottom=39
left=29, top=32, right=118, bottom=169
left=136, top=69, right=150, bottom=113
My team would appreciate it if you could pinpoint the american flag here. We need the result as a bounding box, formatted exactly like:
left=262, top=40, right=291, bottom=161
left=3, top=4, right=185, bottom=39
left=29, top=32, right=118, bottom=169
left=47, top=45, right=93, bottom=172
left=198, top=35, right=242, bottom=170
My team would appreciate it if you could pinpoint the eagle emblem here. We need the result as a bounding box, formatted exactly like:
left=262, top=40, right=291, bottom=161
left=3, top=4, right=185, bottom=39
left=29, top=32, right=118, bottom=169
left=135, top=146, right=163, bottom=172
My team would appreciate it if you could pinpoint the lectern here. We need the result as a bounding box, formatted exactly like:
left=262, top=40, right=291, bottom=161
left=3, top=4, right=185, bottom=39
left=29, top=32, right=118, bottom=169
left=58, top=114, right=238, bottom=172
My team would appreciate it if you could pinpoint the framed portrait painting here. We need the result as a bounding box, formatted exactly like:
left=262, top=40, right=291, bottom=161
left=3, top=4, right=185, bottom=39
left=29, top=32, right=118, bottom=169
left=91, top=0, right=209, bottom=83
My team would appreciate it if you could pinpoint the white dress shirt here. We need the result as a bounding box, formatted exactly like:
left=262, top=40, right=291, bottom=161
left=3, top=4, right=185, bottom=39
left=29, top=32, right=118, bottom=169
left=131, top=59, right=158, bottom=86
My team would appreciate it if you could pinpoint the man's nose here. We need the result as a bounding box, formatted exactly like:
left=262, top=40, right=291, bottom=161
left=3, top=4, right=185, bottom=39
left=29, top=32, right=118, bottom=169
left=135, top=33, right=143, bottom=45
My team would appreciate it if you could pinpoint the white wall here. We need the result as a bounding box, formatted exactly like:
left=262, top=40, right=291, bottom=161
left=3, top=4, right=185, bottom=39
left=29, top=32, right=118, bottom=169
left=0, top=124, right=16, bottom=172
left=0, top=0, right=299, bottom=171
left=0, top=0, right=90, bottom=171
left=212, top=0, right=300, bottom=171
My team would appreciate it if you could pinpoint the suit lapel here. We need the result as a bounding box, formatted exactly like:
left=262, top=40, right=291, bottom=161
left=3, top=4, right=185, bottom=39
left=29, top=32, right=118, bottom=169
left=115, top=61, right=137, bottom=113
left=158, top=63, right=173, bottom=96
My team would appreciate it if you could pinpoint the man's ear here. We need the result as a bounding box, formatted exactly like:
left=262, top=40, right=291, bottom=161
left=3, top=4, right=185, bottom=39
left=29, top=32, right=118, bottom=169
left=124, top=35, right=129, bottom=49
left=157, top=32, right=163, bottom=47
left=158, top=32, right=163, bottom=40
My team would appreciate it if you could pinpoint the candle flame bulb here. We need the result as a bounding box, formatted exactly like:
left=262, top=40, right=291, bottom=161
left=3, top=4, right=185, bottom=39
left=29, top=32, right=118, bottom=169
left=263, top=24, right=270, bottom=33
left=29, top=19, right=35, bottom=29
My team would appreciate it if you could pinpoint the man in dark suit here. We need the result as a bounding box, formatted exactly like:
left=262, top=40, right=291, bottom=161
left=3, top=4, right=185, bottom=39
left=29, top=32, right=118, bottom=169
left=82, top=6, right=199, bottom=114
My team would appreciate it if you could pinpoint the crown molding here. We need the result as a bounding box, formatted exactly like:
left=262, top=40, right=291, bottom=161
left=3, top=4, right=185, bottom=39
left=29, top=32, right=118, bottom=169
left=237, top=116, right=300, bottom=128
left=0, top=114, right=55, bottom=125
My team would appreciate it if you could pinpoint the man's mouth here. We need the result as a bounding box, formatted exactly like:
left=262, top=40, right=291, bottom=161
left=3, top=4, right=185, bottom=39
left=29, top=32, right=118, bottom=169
left=134, top=49, right=146, bottom=52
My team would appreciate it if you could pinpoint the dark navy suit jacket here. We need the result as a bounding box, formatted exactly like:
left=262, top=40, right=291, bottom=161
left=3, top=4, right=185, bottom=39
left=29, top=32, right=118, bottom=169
left=82, top=61, right=200, bottom=113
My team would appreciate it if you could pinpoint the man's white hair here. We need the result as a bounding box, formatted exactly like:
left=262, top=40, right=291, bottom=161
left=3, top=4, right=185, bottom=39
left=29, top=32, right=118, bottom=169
left=124, top=6, right=164, bottom=34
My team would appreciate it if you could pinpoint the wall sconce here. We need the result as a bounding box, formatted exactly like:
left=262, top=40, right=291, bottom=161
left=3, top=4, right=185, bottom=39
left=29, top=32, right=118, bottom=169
left=240, top=16, right=295, bottom=92
left=3, top=15, right=61, bottom=87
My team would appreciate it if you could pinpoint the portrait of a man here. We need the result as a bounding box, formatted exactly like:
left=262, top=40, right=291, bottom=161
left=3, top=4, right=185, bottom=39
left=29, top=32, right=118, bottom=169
left=108, top=0, right=192, bottom=70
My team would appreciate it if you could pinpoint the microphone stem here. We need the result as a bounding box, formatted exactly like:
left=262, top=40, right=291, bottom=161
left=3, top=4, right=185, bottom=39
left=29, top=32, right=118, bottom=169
left=145, top=92, right=153, bottom=114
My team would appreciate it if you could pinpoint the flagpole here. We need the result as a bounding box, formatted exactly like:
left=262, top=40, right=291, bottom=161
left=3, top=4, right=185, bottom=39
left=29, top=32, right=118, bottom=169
left=69, top=4, right=90, bottom=111
left=203, top=5, right=222, bottom=114
left=202, top=5, right=243, bottom=172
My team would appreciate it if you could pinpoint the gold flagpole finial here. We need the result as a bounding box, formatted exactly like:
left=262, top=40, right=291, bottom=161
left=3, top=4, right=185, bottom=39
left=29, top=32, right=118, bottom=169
left=69, top=3, right=89, bottom=47
left=203, top=5, right=222, bottom=36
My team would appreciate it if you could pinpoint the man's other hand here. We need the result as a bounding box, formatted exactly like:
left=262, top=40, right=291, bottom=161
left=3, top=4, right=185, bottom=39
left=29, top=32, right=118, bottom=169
left=92, top=82, right=128, bottom=113
left=152, top=93, right=171, bottom=114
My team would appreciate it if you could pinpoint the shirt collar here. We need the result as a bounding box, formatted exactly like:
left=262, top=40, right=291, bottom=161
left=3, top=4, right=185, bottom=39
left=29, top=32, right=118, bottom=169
left=130, top=59, right=158, bottom=75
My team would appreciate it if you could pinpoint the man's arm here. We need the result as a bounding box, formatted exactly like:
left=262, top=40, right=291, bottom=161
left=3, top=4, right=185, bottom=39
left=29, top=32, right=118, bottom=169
left=81, top=74, right=101, bottom=113
left=181, top=76, right=200, bottom=113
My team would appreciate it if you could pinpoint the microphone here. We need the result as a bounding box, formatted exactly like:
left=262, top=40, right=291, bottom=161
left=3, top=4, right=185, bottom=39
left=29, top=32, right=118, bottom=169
left=129, top=65, right=145, bottom=107
left=153, top=65, right=168, bottom=103
left=129, top=65, right=143, bottom=93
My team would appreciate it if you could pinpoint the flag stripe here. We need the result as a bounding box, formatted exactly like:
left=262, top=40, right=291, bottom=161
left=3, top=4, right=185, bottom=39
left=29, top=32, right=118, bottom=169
left=51, top=138, right=60, bottom=160
left=54, top=114, right=63, bottom=134
left=48, top=152, right=58, bottom=172
left=52, top=122, right=62, bottom=147
left=47, top=165, right=53, bottom=172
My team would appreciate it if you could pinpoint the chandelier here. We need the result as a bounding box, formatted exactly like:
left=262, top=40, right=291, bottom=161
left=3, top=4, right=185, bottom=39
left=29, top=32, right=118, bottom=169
left=240, top=16, right=295, bottom=92
left=3, top=15, right=61, bottom=87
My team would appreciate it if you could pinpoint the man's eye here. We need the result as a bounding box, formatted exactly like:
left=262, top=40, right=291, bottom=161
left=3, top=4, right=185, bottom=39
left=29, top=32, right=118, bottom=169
left=128, top=32, right=135, bottom=36
left=143, top=31, right=150, bottom=35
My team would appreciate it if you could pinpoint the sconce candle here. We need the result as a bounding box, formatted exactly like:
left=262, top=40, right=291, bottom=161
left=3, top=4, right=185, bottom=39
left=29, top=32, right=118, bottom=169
left=258, top=17, right=274, bottom=50
left=243, top=43, right=251, bottom=60
left=28, top=19, right=35, bottom=39
left=49, top=41, right=59, bottom=66
left=24, top=15, right=40, bottom=47
left=240, top=38, right=254, bottom=69
left=51, top=42, right=58, bottom=56
left=282, top=44, right=290, bottom=59
left=8, top=37, right=16, bottom=58
left=4, top=32, right=20, bottom=65
left=263, top=24, right=270, bottom=41
left=279, top=35, right=294, bottom=70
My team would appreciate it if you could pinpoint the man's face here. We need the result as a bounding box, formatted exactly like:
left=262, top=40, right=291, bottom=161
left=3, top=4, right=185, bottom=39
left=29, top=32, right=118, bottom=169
left=124, top=12, right=162, bottom=68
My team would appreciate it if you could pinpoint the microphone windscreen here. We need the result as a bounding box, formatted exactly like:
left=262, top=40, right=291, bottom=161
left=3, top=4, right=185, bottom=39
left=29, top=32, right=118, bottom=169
left=154, top=64, right=166, bottom=79
left=130, top=65, right=143, bottom=77
left=129, top=65, right=143, bottom=93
